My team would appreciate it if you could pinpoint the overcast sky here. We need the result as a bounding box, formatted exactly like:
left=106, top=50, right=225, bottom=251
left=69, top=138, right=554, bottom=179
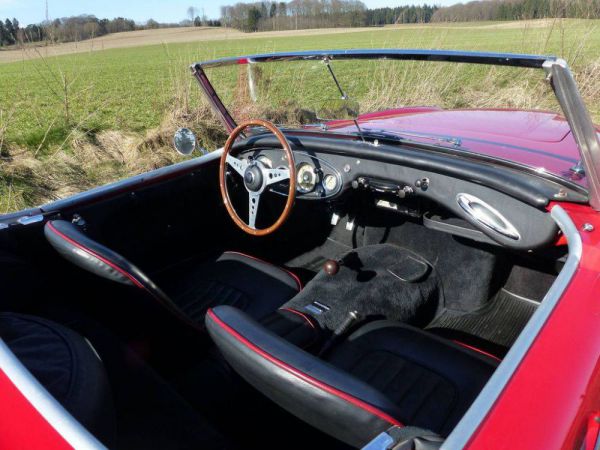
left=0, top=0, right=460, bottom=25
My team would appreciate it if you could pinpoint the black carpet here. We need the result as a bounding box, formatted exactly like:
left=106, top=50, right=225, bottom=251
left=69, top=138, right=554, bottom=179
left=284, top=244, right=442, bottom=331
left=428, top=289, right=538, bottom=349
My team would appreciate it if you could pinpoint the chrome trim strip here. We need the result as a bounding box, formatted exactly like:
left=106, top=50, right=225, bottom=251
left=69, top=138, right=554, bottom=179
left=17, top=214, right=44, bottom=226
left=0, top=339, right=106, bottom=449
left=442, top=204, right=581, bottom=449
left=194, top=49, right=556, bottom=70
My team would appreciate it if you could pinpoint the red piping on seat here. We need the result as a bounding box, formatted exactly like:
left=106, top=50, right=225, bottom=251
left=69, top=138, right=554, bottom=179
left=279, top=308, right=316, bottom=329
left=47, top=222, right=145, bottom=289
left=207, top=308, right=402, bottom=427
left=224, top=251, right=303, bottom=291
left=452, top=340, right=502, bottom=363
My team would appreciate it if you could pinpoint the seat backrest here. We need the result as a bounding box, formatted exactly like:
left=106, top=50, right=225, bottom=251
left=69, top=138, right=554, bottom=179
left=44, top=220, right=197, bottom=328
left=205, top=305, right=404, bottom=448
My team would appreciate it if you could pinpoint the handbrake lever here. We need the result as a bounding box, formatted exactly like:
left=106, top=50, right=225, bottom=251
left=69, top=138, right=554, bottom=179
left=318, top=310, right=361, bottom=357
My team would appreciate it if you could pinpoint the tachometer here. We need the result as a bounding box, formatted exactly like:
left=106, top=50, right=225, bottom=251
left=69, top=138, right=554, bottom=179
left=297, top=163, right=317, bottom=193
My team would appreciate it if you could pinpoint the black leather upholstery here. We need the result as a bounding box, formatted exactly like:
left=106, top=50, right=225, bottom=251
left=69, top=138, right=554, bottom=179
left=328, top=321, right=498, bottom=436
left=44, top=220, right=301, bottom=330
left=0, top=313, right=116, bottom=445
left=158, top=251, right=302, bottom=324
left=206, top=306, right=403, bottom=447
left=206, top=306, right=498, bottom=448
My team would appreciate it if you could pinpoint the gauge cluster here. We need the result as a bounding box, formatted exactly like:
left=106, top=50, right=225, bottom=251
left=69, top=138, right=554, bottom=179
left=241, top=149, right=343, bottom=199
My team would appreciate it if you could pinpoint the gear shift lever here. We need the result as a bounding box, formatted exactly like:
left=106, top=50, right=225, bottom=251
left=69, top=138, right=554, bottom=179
left=323, top=259, right=341, bottom=276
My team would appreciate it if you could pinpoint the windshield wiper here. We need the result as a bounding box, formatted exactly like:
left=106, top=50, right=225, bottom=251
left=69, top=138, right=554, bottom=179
left=323, top=58, right=365, bottom=142
left=356, top=129, right=463, bottom=149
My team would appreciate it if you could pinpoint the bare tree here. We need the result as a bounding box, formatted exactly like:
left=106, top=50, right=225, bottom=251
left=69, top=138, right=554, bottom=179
left=187, top=6, right=197, bottom=22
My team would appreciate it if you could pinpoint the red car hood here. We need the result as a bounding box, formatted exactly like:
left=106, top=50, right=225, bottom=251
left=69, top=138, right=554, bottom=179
left=324, top=108, right=588, bottom=187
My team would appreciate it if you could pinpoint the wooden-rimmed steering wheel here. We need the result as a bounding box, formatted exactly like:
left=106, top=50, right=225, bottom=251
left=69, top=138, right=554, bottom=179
left=219, top=119, right=297, bottom=236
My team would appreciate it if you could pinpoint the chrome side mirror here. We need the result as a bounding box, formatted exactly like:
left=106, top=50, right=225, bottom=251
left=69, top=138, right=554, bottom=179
left=174, top=128, right=205, bottom=156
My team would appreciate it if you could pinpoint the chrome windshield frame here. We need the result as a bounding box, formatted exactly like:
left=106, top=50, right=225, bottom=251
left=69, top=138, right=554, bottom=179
left=192, top=49, right=600, bottom=208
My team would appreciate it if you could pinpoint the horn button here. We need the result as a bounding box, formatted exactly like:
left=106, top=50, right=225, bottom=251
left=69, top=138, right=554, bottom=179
left=244, top=164, right=264, bottom=192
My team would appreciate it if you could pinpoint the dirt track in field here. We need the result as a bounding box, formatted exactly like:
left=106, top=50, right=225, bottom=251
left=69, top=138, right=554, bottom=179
left=0, top=19, right=575, bottom=64
left=0, top=26, right=379, bottom=63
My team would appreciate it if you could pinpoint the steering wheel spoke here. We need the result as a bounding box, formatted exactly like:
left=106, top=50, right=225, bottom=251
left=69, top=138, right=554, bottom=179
left=265, top=168, right=290, bottom=186
left=226, top=154, right=248, bottom=177
left=248, top=192, right=260, bottom=229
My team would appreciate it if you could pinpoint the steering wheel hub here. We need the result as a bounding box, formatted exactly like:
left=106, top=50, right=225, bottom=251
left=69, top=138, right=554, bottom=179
left=244, top=164, right=264, bottom=192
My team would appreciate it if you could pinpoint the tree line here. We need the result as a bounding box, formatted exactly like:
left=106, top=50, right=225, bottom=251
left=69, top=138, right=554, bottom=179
left=0, top=18, right=22, bottom=46
left=3, top=0, right=599, bottom=46
left=0, top=14, right=221, bottom=47
left=431, top=0, right=600, bottom=22
left=220, top=1, right=438, bottom=32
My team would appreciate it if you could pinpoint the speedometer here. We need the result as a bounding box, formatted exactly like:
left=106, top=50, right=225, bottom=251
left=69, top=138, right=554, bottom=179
left=297, top=163, right=317, bottom=193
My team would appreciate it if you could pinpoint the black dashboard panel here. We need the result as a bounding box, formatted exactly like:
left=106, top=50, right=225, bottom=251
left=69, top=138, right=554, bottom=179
left=235, top=134, right=575, bottom=251
left=243, top=148, right=343, bottom=200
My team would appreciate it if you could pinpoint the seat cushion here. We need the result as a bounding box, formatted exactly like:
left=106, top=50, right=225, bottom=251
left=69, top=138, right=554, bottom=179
left=160, top=251, right=301, bottom=324
left=327, top=321, right=498, bottom=436
left=206, top=306, right=498, bottom=447
left=0, top=313, right=116, bottom=444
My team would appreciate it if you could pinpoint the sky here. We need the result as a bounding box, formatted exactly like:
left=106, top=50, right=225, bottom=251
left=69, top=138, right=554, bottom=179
left=0, top=0, right=460, bottom=25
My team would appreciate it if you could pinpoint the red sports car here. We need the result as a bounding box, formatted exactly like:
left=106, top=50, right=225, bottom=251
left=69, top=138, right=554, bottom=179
left=1, top=50, right=599, bottom=450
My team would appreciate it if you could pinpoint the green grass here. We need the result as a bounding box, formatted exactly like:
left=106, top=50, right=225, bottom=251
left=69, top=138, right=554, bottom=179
left=0, top=19, right=599, bottom=212
left=1, top=20, right=599, bottom=149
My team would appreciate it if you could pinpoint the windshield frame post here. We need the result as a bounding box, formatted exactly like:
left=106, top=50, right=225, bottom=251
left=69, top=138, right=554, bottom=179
left=544, top=59, right=600, bottom=210
left=191, top=64, right=237, bottom=133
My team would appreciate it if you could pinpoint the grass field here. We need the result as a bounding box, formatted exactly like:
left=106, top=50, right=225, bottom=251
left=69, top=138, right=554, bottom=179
left=0, top=19, right=599, bottom=212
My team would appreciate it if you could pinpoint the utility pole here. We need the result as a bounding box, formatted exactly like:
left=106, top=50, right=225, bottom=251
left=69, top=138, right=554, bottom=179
left=45, top=0, right=49, bottom=22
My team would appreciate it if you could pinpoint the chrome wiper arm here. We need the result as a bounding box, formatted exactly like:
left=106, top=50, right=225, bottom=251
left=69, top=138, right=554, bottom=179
left=360, top=129, right=463, bottom=148
left=322, top=58, right=365, bottom=142
left=324, top=58, right=347, bottom=100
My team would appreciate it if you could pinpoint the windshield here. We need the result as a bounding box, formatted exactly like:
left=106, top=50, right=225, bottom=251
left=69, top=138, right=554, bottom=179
left=200, top=54, right=591, bottom=189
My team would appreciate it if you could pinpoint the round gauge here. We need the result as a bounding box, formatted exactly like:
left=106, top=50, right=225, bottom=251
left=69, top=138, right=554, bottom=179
left=257, top=155, right=273, bottom=169
left=296, top=163, right=317, bottom=193
left=323, top=174, right=338, bottom=193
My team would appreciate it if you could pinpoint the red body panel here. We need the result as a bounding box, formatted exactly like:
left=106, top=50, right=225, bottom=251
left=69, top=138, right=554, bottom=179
left=325, top=108, right=592, bottom=187
left=466, top=203, right=600, bottom=450
left=0, top=369, right=72, bottom=450
left=1, top=104, right=599, bottom=448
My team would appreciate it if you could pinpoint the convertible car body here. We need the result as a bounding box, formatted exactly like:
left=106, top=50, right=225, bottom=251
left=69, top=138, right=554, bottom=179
left=1, top=50, right=600, bottom=450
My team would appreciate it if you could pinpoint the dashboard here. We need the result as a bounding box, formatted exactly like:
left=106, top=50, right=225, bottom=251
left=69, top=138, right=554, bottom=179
left=235, top=136, right=583, bottom=251
left=244, top=148, right=343, bottom=200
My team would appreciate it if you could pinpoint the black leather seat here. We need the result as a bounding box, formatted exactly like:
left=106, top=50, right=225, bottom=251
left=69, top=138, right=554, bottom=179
left=44, top=220, right=301, bottom=331
left=0, top=312, right=116, bottom=445
left=205, top=306, right=498, bottom=448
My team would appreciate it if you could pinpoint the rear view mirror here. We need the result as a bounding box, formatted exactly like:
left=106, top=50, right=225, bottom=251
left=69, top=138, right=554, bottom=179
left=173, top=128, right=197, bottom=156
left=316, top=98, right=360, bottom=121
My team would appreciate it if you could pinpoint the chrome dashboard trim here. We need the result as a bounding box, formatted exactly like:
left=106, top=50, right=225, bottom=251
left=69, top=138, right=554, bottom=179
left=442, top=204, right=581, bottom=449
